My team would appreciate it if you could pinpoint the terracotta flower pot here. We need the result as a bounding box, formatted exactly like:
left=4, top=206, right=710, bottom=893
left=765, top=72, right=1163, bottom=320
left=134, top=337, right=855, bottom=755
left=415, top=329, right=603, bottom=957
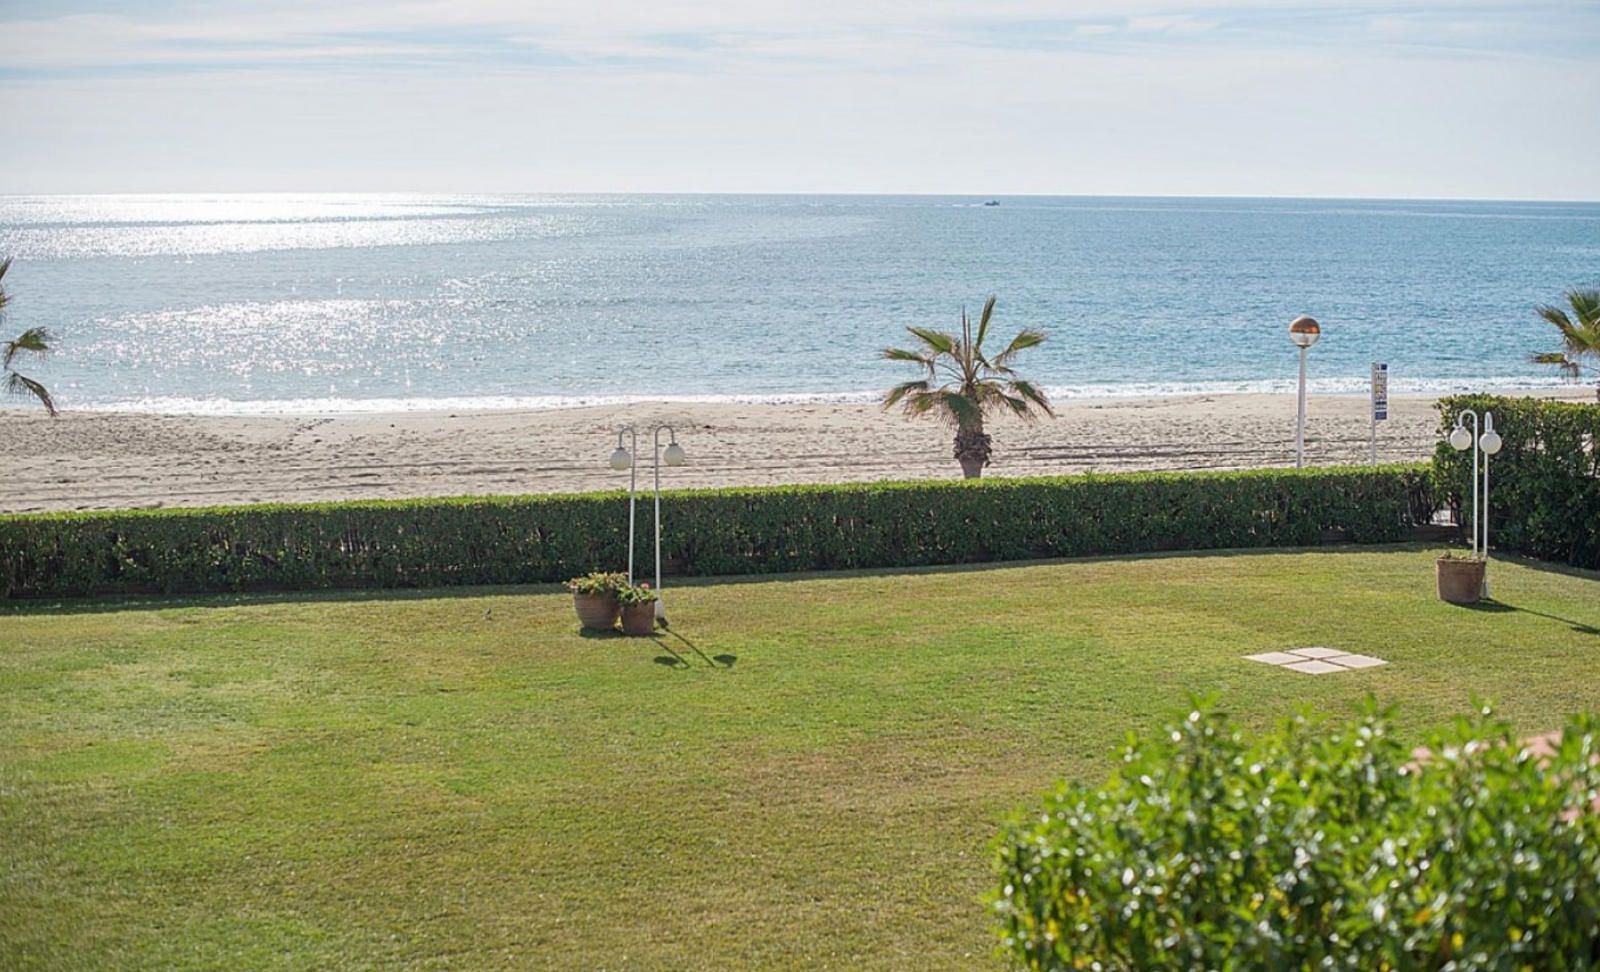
left=1436, top=557, right=1485, bottom=605
left=620, top=601, right=657, bottom=636
left=574, top=592, right=621, bottom=631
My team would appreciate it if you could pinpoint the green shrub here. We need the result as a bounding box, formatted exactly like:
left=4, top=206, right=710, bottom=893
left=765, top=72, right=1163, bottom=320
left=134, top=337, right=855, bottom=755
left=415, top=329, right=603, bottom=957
left=1433, top=395, right=1600, bottom=569
left=615, top=582, right=658, bottom=606
left=566, top=571, right=628, bottom=596
left=0, top=466, right=1430, bottom=599
left=993, top=702, right=1600, bottom=971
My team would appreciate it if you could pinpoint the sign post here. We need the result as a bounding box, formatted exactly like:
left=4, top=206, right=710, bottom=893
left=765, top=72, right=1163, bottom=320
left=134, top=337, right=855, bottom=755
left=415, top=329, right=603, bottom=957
left=1370, top=362, right=1388, bottom=463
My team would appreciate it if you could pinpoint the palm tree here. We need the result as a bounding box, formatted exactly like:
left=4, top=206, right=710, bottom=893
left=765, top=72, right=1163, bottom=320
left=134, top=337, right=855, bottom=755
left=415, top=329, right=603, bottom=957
left=0, top=257, right=56, bottom=415
left=881, top=295, right=1053, bottom=479
left=1530, top=289, right=1600, bottom=401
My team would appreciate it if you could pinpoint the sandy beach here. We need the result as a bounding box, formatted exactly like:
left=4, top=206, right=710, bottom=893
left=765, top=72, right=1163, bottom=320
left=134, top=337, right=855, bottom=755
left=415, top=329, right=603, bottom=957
left=5, top=390, right=1586, bottom=514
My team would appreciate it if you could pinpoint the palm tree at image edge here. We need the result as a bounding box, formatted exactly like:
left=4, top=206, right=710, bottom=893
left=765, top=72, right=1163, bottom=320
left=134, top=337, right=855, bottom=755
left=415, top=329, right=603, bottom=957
left=0, top=257, right=56, bottom=416
left=881, top=295, right=1053, bottom=479
left=1530, top=289, right=1600, bottom=401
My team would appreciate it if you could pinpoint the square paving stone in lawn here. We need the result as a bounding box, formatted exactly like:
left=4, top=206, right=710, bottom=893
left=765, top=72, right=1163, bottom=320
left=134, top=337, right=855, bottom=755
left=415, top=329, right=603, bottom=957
left=1247, top=648, right=1389, bottom=675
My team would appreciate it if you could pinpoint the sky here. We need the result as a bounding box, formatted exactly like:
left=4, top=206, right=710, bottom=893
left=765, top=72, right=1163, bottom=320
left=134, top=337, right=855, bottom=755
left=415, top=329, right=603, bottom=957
left=2, top=1, right=1597, bottom=199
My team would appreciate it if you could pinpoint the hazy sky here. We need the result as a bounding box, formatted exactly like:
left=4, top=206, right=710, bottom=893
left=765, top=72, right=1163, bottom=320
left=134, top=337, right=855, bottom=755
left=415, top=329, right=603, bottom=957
left=3, top=1, right=1597, bottom=199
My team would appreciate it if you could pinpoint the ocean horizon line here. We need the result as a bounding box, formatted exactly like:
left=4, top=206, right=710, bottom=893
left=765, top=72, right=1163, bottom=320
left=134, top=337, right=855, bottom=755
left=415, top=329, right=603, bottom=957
left=4, top=191, right=1600, bottom=206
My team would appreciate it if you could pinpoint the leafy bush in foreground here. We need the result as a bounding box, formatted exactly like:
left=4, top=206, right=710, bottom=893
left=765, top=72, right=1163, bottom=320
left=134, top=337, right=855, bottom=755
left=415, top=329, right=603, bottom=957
left=993, top=703, right=1600, bottom=971
left=0, top=466, right=1428, bottom=598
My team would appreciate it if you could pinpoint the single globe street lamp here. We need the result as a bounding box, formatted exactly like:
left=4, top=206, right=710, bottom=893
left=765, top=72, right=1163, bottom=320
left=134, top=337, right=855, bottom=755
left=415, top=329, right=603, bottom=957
left=1288, top=315, right=1321, bottom=468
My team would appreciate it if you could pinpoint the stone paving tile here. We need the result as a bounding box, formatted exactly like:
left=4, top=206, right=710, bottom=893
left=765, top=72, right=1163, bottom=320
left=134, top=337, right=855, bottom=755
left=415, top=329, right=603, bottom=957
left=1333, top=653, right=1387, bottom=669
left=1283, top=659, right=1347, bottom=675
left=1247, top=648, right=1390, bottom=674
left=1244, top=651, right=1303, bottom=665
left=1287, top=647, right=1348, bottom=659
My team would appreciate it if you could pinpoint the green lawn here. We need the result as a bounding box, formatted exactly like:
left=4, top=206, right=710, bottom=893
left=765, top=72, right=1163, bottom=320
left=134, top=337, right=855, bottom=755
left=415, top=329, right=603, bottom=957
left=3, top=546, right=1598, bottom=970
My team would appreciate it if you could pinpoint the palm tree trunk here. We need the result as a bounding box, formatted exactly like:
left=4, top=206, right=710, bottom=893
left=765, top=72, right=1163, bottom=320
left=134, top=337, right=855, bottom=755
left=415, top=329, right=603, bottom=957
left=953, top=421, right=991, bottom=479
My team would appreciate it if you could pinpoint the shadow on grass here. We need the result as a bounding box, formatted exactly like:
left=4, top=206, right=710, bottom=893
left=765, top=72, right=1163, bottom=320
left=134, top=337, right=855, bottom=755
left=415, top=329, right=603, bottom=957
left=653, top=629, right=734, bottom=670
left=572, top=623, right=730, bottom=669
left=1462, top=599, right=1600, bottom=637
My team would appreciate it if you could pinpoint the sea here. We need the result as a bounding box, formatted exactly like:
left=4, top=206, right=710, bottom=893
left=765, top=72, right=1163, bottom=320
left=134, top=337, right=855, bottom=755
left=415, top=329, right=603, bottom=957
left=0, top=193, right=1595, bottom=415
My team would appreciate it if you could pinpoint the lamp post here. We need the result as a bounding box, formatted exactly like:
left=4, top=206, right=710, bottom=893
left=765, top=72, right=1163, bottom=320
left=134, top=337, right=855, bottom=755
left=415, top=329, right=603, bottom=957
left=1449, top=409, right=1502, bottom=596
left=610, top=427, right=638, bottom=584
left=608, top=424, right=688, bottom=621
left=652, top=426, right=687, bottom=626
left=1288, top=315, right=1321, bottom=468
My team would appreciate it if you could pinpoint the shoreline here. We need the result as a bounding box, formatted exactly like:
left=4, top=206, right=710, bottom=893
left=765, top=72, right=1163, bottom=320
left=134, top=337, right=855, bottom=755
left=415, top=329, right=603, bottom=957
left=44, top=378, right=1590, bottom=419
left=0, top=389, right=1589, bottom=514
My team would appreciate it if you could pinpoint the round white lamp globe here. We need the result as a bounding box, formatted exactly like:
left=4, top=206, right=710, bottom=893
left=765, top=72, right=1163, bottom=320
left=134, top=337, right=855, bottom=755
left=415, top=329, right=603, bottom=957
left=609, top=447, right=632, bottom=471
left=1479, top=430, right=1502, bottom=456
left=1448, top=426, right=1473, bottom=451
left=1288, top=315, right=1321, bottom=349
left=663, top=442, right=687, bottom=467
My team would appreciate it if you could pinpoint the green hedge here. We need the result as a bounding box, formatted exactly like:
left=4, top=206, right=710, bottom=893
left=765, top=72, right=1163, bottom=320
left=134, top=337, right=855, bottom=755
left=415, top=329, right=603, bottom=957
left=1, top=466, right=1430, bottom=599
left=1433, top=395, right=1600, bottom=569
left=994, top=702, right=1600, bottom=971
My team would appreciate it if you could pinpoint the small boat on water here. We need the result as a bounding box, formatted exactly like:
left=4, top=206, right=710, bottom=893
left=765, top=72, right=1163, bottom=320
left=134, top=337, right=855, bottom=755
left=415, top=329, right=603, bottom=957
left=983, top=200, right=1000, bottom=207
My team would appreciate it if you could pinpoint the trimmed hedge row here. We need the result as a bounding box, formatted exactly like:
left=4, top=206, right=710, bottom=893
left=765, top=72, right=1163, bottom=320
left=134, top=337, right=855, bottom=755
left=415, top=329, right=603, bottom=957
left=1433, top=394, right=1600, bottom=570
left=1, top=465, right=1431, bottom=599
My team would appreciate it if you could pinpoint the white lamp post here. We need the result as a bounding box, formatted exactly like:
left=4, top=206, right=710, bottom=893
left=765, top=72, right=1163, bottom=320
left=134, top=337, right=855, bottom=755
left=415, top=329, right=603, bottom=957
left=1288, top=315, right=1321, bottom=468
left=610, top=427, right=639, bottom=583
left=1449, top=409, right=1502, bottom=597
left=608, top=424, right=688, bottom=623
left=652, top=425, right=687, bottom=626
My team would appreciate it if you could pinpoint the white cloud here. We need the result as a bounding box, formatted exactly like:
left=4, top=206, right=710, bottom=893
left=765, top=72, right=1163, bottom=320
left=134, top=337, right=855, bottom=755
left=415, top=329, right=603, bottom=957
left=1126, top=14, right=1217, bottom=34
left=1, top=1, right=1596, bottom=197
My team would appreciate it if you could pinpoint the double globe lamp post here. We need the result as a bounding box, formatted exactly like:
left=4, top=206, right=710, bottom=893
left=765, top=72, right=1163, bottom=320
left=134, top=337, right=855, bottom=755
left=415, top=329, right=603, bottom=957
left=1448, top=409, right=1503, bottom=597
left=609, top=425, right=687, bottom=625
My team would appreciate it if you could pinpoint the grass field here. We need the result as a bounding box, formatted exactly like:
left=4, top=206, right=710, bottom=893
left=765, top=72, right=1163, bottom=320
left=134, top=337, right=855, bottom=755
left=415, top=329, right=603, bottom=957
left=3, top=545, right=1599, bottom=969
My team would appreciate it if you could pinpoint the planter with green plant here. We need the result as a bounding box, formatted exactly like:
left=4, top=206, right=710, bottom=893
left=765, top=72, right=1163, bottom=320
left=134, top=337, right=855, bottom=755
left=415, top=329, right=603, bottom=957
left=1435, top=549, right=1485, bottom=604
left=616, top=583, right=659, bottom=636
left=566, top=571, right=627, bottom=630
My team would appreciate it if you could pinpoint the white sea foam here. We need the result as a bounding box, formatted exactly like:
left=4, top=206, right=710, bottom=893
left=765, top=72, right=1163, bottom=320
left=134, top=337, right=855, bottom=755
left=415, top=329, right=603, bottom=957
left=65, top=375, right=1582, bottom=417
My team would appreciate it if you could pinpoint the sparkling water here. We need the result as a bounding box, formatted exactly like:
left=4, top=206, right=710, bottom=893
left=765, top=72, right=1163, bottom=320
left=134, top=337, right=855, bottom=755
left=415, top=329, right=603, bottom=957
left=1, top=193, right=1594, bottom=414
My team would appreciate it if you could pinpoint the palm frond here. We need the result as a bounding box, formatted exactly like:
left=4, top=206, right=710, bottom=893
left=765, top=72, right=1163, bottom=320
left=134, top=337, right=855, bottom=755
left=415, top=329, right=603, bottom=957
left=1565, top=289, right=1600, bottom=330
left=902, top=389, right=952, bottom=420
left=882, top=379, right=932, bottom=411
left=1536, top=304, right=1584, bottom=346
left=937, top=389, right=982, bottom=427
left=1007, top=379, right=1055, bottom=419
left=1530, top=352, right=1581, bottom=378
left=991, top=329, right=1046, bottom=370
left=6, top=370, right=56, bottom=416
left=881, top=347, right=935, bottom=370
left=2, top=327, right=51, bottom=371
left=904, top=327, right=957, bottom=356
left=1534, top=290, right=1600, bottom=379
left=973, top=295, right=997, bottom=354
